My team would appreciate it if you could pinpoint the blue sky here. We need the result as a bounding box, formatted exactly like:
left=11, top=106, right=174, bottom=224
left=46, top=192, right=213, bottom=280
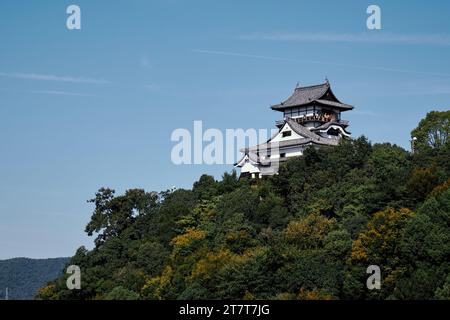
left=1, top=0, right=449, bottom=259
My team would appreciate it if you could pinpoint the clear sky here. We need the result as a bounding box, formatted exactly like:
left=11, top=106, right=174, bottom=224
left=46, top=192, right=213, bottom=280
left=1, top=0, right=449, bottom=259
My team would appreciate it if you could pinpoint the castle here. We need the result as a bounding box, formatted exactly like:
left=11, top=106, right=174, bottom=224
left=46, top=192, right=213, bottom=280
left=235, top=81, right=354, bottom=178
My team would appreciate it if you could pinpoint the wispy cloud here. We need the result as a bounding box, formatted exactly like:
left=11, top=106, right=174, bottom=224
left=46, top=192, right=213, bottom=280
left=192, top=49, right=450, bottom=77
left=372, top=85, right=450, bottom=97
left=238, top=32, right=450, bottom=46
left=192, top=49, right=299, bottom=62
left=0, top=87, right=95, bottom=97
left=352, top=110, right=382, bottom=117
left=28, top=90, right=95, bottom=97
left=0, top=72, right=110, bottom=84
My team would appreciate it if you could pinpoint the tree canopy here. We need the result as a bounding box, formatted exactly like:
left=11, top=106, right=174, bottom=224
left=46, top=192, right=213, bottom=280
left=35, top=112, right=450, bottom=300
left=412, top=110, right=450, bottom=152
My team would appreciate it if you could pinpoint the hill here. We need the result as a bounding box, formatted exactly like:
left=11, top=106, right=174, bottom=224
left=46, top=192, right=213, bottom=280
left=35, top=111, right=450, bottom=300
left=0, top=257, right=69, bottom=300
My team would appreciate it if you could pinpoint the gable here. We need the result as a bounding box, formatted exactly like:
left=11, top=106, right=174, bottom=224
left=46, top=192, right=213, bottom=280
left=270, top=122, right=305, bottom=143
left=320, top=87, right=341, bottom=103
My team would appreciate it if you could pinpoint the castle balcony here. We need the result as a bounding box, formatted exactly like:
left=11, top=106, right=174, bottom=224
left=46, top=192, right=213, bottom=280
left=276, top=116, right=348, bottom=127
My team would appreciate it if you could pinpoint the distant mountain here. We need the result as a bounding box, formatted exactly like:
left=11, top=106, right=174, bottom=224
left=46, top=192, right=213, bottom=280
left=0, top=257, right=69, bottom=300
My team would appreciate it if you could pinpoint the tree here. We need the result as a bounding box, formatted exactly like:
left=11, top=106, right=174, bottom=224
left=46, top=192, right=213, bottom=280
left=411, top=110, right=450, bottom=152
left=395, top=185, right=450, bottom=299
left=346, top=207, right=413, bottom=299
left=193, top=174, right=219, bottom=200
left=85, top=188, right=158, bottom=246
left=435, top=275, right=450, bottom=300
left=135, top=242, right=169, bottom=277
left=219, top=170, right=239, bottom=193
left=283, top=213, right=335, bottom=250
left=364, top=143, right=412, bottom=211
left=404, top=167, right=439, bottom=207
left=34, top=110, right=450, bottom=301
left=104, top=286, right=140, bottom=300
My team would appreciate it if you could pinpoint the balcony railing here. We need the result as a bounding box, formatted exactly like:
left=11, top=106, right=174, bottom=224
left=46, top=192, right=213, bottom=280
left=276, top=116, right=348, bottom=127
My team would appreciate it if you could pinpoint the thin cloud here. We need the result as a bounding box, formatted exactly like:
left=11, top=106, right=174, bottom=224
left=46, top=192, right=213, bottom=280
left=192, top=49, right=450, bottom=78
left=29, top=90, right=95, bottom=97
left=352, top=110, right=382, bottom=117
left=373, top=86, right=450, bottom=97
left=192, top=49, right=299, bottom=62
left=0, top=72, right=110, bottom=84
left=239, top=32, right=450, bottom=46
left=0, top=87, right=94, bottom=96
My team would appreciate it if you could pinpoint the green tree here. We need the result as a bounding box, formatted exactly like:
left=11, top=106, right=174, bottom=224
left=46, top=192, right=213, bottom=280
left=411, top=110, right=450, bottom=152
left=193, top=174, right=219, bottom=200
left=395, top=186, right=450, bottom=299
left=345, top=208, right=414, bottom=299
left=85, top=188, right=158, bottom=246
left=104, top=286, right=140, bottom=300
left=34, top=111, right=450, bottom=301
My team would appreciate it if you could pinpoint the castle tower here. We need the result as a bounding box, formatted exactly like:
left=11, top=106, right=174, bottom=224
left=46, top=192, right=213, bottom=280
left=235, top=81, right=354, bottom=178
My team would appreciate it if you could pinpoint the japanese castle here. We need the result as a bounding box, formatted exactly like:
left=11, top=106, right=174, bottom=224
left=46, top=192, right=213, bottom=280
left=235, top=81, right=354, bottom=178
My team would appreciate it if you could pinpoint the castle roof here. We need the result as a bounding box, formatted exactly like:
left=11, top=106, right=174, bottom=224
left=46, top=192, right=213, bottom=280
left=242, top=117, right=340, bottom=154
left=311, top=120, right=351, bottom=133
left=271, top=82, right=354, bottom=111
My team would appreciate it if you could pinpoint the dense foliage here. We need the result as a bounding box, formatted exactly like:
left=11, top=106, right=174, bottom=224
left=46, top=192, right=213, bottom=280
left=36, top=111, right=450, bottom=300
left=0, top=257, right=68, bottom=300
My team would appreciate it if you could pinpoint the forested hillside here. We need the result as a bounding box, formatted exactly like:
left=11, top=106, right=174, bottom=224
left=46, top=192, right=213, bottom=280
left=36, top=111, right=450, bottom=300
left=0, top=257, right=68, bottom=300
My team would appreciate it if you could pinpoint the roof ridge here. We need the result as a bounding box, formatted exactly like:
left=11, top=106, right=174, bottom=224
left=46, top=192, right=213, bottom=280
left=295, top=82, right=329, bottom=91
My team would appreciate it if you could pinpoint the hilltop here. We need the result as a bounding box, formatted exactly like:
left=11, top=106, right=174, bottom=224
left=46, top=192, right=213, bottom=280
left=35, top=111, right=450, bottom=300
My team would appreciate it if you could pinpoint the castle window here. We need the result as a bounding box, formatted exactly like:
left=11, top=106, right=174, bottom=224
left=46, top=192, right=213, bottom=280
left=282, top=131, right=292, bottom=138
